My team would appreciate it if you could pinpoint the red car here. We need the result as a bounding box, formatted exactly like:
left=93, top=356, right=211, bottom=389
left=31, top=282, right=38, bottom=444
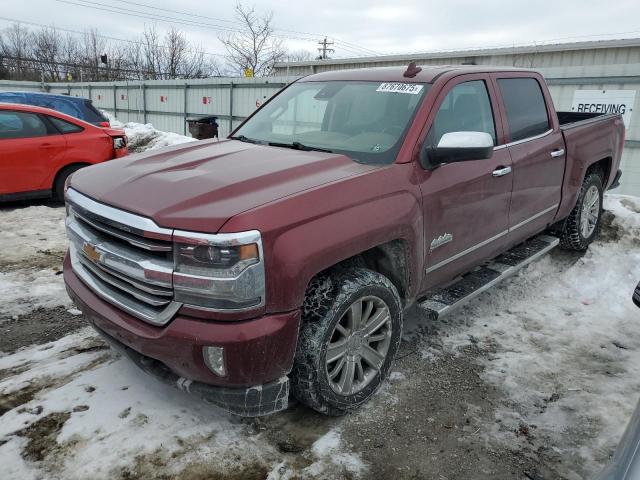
left=0, top=103, right=127, bottom=202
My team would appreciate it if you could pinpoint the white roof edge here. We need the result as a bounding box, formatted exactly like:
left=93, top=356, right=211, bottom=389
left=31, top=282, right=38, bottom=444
left=274, top=37, right=640, bottom=68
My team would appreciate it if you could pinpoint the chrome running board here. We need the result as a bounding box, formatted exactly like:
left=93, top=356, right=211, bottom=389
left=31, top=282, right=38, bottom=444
left=419, top=234, right=559, bottom=320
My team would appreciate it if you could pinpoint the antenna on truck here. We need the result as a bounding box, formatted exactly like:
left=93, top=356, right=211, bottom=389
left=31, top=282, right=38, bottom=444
left=403, top=61, right=422, bottom=78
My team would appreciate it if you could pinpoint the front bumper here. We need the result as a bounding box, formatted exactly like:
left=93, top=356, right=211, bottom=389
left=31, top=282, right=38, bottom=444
left=64, top=254, right=300, bottom=416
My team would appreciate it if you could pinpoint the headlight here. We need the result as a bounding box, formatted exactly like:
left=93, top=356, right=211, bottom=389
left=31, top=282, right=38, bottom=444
left=172, top=230, right=265, bottom=311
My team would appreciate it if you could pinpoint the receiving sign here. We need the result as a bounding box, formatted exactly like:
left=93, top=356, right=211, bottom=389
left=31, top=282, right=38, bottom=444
left=571, top=90, right=636, bottom=128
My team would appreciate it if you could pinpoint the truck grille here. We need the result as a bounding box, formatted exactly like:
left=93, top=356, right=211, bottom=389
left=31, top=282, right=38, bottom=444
left=65, top=188, right=181, bottom=326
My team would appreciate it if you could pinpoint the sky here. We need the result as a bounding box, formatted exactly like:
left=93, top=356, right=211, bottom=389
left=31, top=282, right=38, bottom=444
left=3, top=0, right=640, bottom=63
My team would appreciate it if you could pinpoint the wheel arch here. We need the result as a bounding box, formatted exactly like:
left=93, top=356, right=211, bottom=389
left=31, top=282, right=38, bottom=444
left=52, top=162, right=91, bottom=196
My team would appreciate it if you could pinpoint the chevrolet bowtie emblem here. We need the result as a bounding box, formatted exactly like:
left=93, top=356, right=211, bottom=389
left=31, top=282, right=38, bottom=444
left=83, top=243, right=102, bottom=263
left=430, top=233, right=453, bottom=251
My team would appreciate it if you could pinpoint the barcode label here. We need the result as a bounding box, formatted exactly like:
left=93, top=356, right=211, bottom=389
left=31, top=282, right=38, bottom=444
left=376, top=83, right=424, bottom=94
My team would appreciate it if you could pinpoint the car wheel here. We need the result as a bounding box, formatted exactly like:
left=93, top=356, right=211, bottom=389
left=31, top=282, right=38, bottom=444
left=560, top=171, right=604, bottom=251
left=291, top=268, right=403, bottom=415
left=53, top=165, right=86, bottom=203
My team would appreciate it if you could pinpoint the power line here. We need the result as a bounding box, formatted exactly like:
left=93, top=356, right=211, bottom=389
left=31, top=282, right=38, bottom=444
left=101, top=0, right=383, bottom=56
left=51, top=0, right=382, bottom=58
left=0, top=15, right=226, bottom=59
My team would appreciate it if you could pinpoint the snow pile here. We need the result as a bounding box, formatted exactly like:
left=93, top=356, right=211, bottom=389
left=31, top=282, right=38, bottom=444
left=438, top=194, right=640, bottom=476
left=105, top=113, right=196, bottom=153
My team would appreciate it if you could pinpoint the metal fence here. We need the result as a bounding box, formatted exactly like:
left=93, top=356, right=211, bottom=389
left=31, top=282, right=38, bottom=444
left=0, top=77, right=298, bottom=139
left=1, top=74, right=638, bottom=195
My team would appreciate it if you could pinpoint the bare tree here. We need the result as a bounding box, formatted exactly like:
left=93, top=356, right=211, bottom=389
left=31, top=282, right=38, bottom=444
left=0, top=23, right=37, bottom=80
left=219, top=2, right=286, bottom=76
left=0, top=22, right=223, bottom=82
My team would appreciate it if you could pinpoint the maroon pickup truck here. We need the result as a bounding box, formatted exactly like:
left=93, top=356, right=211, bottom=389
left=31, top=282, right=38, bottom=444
left=63, top=65, right=624, bottom=416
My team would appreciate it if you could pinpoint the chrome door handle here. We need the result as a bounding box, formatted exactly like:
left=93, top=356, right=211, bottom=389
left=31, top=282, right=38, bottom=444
left=492, top=166, right=512, bottom=177
left=550, top=149, right=565, bottom=158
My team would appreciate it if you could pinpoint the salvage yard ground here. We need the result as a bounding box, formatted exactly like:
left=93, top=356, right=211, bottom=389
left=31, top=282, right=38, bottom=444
left=1, top=120, right=639, bottom=479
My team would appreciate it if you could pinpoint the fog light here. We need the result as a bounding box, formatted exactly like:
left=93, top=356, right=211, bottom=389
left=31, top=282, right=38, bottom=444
left=203, top=346, right=226, bottom=376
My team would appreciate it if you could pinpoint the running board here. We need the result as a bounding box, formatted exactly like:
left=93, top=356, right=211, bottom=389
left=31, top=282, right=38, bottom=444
left=419, top=234, right=559, bottom=320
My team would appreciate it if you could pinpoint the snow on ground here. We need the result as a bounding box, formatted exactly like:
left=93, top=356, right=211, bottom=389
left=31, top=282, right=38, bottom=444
left=0, top=268, right=70, bottom=319
left=0, top=206, right=69, bottom=318
left=0, top=330, right=363, bottom=479
left=0, top=206, right=67, bottom=267
left=104, top=112, right=196, bottom=153
left=433, top=194, right=640, bottom=477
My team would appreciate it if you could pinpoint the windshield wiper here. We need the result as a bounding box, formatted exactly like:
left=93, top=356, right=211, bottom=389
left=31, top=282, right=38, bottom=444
left=230, top=135, right=262, bottom=144
left=268, top=141, right=333, bottom=153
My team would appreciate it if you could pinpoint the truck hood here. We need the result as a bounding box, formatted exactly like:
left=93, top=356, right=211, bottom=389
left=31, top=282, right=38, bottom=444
left=70, top=139, right=376, bottom=232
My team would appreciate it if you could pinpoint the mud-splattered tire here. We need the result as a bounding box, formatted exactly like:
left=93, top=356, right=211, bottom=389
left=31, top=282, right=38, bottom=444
left=559, top=172, right=604, bottom=251
left=291, top=268, right=402, bottom=416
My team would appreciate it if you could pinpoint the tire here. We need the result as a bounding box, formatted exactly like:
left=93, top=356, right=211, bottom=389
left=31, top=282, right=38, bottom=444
left=291, top=268, right=403, bottom=416
left=559, top=171, right=604, bottom=251
left=53, top=165, right=86, bottom=203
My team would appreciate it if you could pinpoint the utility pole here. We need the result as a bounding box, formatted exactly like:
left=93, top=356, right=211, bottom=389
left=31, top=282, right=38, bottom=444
left=317, top=37, right=334, bottom=60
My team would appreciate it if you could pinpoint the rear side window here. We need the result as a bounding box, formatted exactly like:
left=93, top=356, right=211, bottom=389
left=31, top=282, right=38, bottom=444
left=0, top=111, right=49, bottom=139
left=82, top=101, right=108, bottom=123
left=426, top=80, right=496, bottom=146
left=48, top=116, right=84, bottom=133
left=498, top=78, right=550, bottom=141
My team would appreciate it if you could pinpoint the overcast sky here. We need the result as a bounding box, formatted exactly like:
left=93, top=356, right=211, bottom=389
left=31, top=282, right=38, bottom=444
left=3, top=0, right=640, bottom=62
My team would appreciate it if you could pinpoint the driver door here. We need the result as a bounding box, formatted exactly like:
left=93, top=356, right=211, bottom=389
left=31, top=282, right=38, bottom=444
left=415, top=75, right=513, bottom=291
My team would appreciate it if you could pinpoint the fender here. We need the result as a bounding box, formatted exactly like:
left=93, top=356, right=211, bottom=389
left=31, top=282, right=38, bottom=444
left=221, top=163, right=424, bottom=314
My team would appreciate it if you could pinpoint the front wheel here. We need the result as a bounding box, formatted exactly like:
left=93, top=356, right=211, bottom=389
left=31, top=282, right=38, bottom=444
left=559, top=171, right=604, bottom=251
left=291, top=268, right=403, bottom=415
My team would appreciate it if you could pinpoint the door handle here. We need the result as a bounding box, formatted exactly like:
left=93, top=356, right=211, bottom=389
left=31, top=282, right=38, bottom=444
left=550, top=148, right=565, bottom=158
left=492, top=166, right=512, bottom=177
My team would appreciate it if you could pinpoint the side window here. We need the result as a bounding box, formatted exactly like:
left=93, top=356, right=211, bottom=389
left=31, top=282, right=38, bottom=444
left=426, top=80, right=496, bottom=147
left=0, top=111, right=49, bottom=139
left=48, top=116, right=84, bottom=134
left=497, top=78, right=550, bottom=142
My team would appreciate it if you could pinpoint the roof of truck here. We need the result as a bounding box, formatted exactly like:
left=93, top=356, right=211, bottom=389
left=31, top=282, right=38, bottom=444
left=298, top=65, right=537, bottom=83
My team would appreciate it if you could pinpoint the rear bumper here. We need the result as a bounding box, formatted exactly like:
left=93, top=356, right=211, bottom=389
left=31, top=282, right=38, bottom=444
left=63, top=253, right=300, bottom=416
left=608, top=169, right=622, bottom=190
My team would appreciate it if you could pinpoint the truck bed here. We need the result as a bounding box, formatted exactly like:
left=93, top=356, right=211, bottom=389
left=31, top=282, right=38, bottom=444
left=557, top=111, right=620, bottom=130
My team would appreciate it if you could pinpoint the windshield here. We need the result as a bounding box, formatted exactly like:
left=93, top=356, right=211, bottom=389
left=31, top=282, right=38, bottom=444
left=233, top=80, right=430, bottom=164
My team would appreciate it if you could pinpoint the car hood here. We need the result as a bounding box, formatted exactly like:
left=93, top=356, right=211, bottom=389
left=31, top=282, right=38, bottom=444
left=69, top=139, right=376, bottom=232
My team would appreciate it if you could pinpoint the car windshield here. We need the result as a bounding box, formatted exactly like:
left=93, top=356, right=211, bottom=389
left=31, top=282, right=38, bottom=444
left=233, top=80, right=430, bottom=164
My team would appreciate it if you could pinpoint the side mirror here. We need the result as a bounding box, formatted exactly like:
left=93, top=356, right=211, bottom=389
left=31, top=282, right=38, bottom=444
left=420, top=131, right=494, bottom=169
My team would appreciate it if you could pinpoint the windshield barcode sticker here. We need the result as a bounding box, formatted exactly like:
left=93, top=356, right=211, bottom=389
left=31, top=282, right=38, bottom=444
left=376, top=83, right=423, bottom=94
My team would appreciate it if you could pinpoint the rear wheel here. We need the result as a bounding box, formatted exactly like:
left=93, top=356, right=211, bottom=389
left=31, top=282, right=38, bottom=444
left=53, top=165, right=86, bottom=203
left=559, top=171, right=604, bottom=251
left=291, top=268, right=402, bottom=415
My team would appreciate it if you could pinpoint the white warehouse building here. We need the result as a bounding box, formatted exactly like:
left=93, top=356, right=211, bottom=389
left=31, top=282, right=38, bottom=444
left=273, top=38, right=640, bottom=196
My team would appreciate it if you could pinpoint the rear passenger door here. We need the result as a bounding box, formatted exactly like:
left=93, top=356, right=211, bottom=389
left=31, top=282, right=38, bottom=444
left=0, top=110, right=67, bottom=195
left=492, top=75, right=565, bottom=242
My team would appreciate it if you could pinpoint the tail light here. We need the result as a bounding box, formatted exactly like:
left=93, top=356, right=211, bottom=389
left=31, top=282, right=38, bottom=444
left=113, top=136, right=128, bottom=158
left=99, top=121, right=110, bottom=127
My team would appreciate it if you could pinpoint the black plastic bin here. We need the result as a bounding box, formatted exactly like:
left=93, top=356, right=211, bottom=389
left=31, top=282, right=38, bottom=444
left=187, top=115, right=219, bottom=140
